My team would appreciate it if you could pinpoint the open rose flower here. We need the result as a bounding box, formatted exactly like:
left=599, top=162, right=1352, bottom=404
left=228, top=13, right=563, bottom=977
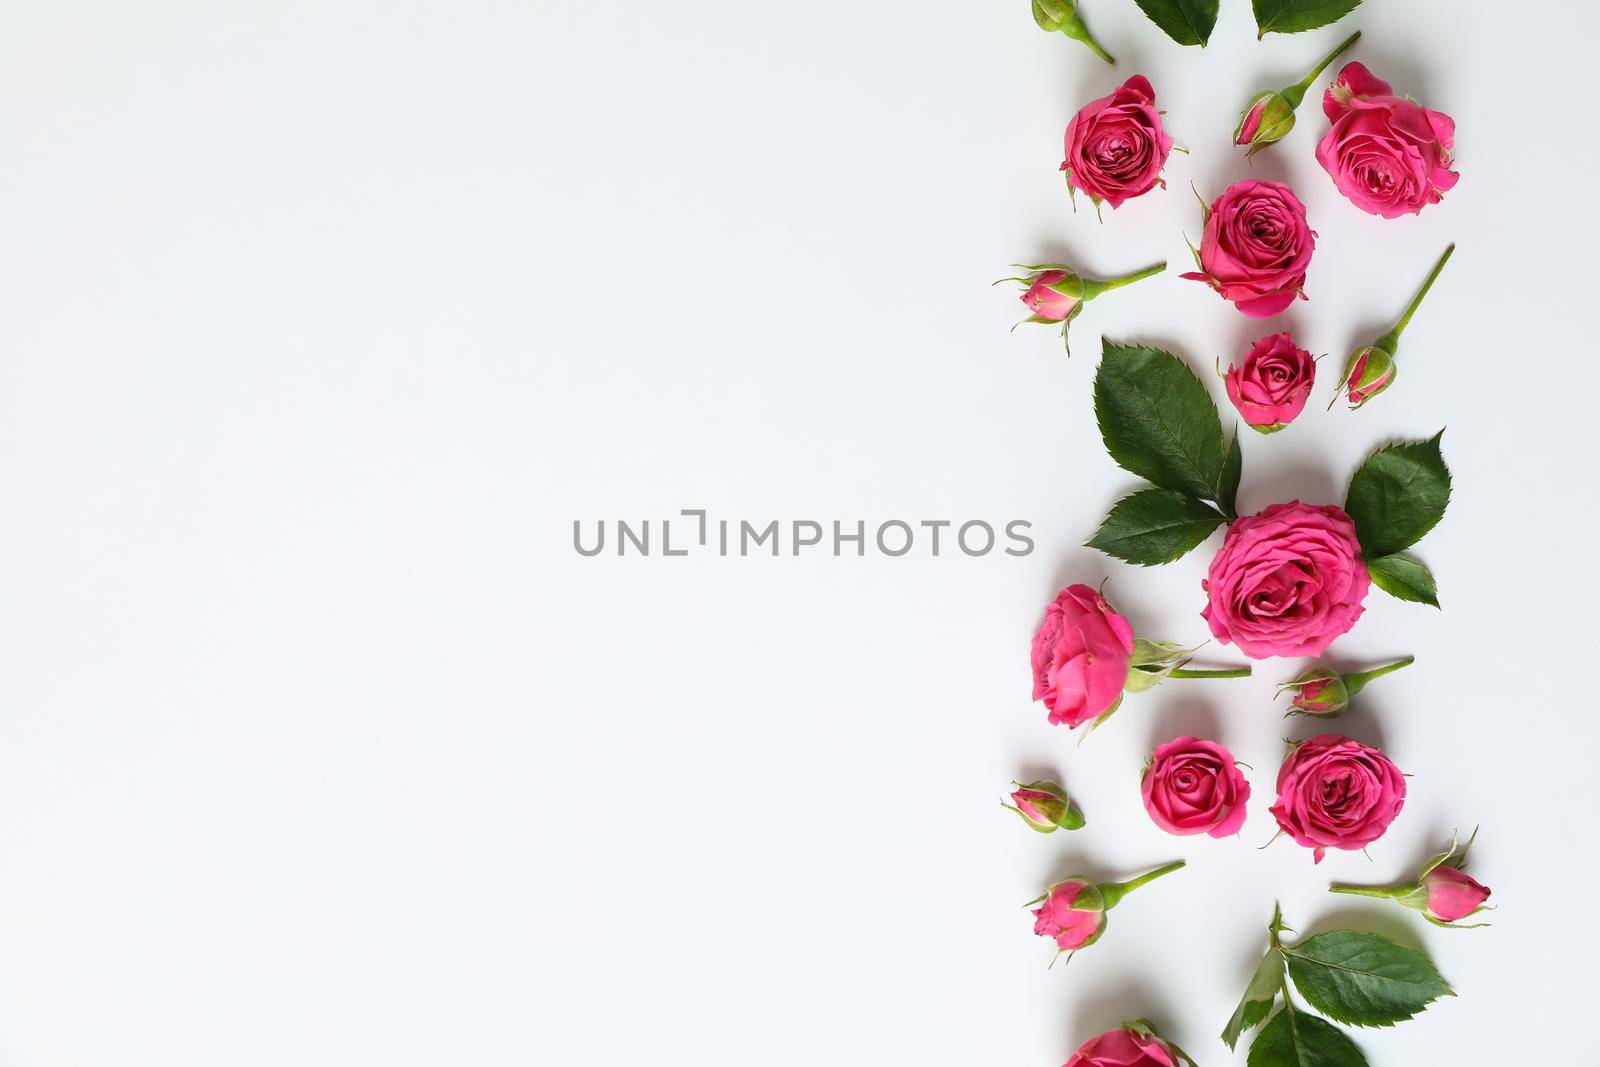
left=1142, top=737, right=1249, bottom=838
left=1225, top=332, right=1315, bottom=432
left=1032, top=585, right=1251, bottom=731
left=1202, top=502, right=1370, bottom=659
left=1332, top=829, right=1491, bottom=926
left=1272, top=734, right=1406, bottom=862
left=1182, top=181, right=1315, bottom=317
left=1317, top=62, right=1458, bottom=218
left=1061, top=76, right=1174, bottom=211
left=1065, top=1021, right=1193, bottom=1067
left=1029, top=861, right=1184, bottom=958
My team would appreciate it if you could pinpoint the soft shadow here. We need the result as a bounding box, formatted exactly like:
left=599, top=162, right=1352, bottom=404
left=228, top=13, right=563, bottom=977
left=1238, top=459, right=1340, bottom=514
left=1063, top=976, right=1173, bottom=1054
left=1147, top=697, right=1224, bottom=750
left=1305, top=903, right=1429, bottom=955
left=1286, top=714, right=1387, bottom=753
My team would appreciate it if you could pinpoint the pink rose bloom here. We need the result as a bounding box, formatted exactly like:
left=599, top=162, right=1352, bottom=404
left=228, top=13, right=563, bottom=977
left=1031, top=878, right=1104, bottom=951
left=1142, top=736, right=1250, bottom=838
left=1064, top=1025, right=1177, bottom=1067
left=1225, top=333, right=1315, bottom=432
left=1182, top=180, right=1315, bottom=318
left=1271, top=734, right=1406, bottom=862
left=1061, top=75, right=1174, bottom=209
left=1317, top=62, right=1458, bottom=218
left=1202, top=502, right=1370, bottom=659
left=1030, top=584, right=1135, bottom=728
left=1021, top=271, right=1079, bottom=322
left=1424, top=865, right=1491, bottom=923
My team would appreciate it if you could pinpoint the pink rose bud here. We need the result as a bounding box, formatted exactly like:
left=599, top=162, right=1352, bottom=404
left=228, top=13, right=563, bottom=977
left=1028, top=860, right=1184, bottom=960
left=1141, top=737, right=1250, bottom=838
left=1030, top=0, right=1115, bottom=65
left=1032, top=585, right=1250, bottom=733
left=1004, top=779, right=1085, bottom=832
left=1271, top=734, right=1406, bottom=863
left=1318, top=61, right=1458, bottom=218
left=1234, top=31, right=1361, bottom=158
left=1331, top=829, right=1492, bottom=927
left=1202, top=502, right=1370, bottom=659
left=1061, top=76, right=1174, bottom=211
left=1278, top=656, right=1413, bottom=717
left=1064, top=1020, right=1196, bottom=1067
left=1334, top=244, right=1453, bottom=411
left=1224, top=332, right=1316, bottom=432
left=999, top=262, right=1165, bottom=352
left=1181, top=180, right=1315, bottom=318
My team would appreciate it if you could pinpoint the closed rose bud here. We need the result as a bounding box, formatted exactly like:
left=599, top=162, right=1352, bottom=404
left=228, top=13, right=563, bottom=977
left=1030, top=0, right=1115, bottom=65
left=1004, top=779, right=1085, bottom=832
left=1278, top=656, right=1412, bottom=717
left=1335, top=244, right=1453, bottom=411
left=1332, top=829, right=1492, bottom=927
left=1065, top=1020, right=1196, bottom=1067
left=1027, top=860, right=1184, bottom=960
left=1233, top=32, right=1360, bottom=158
left=1000, top=262, right=1165, bottom=352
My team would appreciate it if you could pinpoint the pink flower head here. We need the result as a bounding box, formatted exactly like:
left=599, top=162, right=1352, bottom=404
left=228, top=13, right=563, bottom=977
left=1225, top=332, right=1316, bottom=431
left=1317, top=62, right=1458, bottom=218
left=1005, top=779, right=1084, bottom=833
left=1021, top=271, right=1081, bottom=322
left=1271, top=734, right=1406, bottom=862
left=1064, top=1024, right=1179, bottom=1067
left=1030, top=584, right=1135, bottom=728
left=1032, top=878, right=1105, bottom=951
left=1061, top=76, right=1174, bottom=210
left=1142, top=736, right=1250, bottom=838
left=1423, top=865, right=1491, bottom=923
left=1236, top=95, right=1270, bottom=145
left=1202, top=502, right=1370, bottom=659
left=1182, top=180, right=1315, bottom=318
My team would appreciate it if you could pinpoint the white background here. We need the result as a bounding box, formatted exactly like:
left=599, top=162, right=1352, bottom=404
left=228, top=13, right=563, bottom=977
left=1, top=0, right=1596, bottom=1063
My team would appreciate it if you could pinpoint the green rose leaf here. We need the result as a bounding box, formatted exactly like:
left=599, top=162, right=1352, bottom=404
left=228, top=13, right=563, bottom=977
left=1095, top=340, right=1231, bottom=506
left=1247, top=1008, right=1368, bottom=1066
left=1088, top=488, right=1224, bottom=565
left=1252, top=0, right=1362, bottom=37
left=1344, top=431, right=1451, bottom=559
left=1366, top=554, right=1439, bottom=608
left=1283, top=930, right=1454, bottom=1028
left=1132, top=0, right=1218, bottom=46
left=1223, top=947, right=1283, bottom=1050
left=1220, top=426, right=1242, bottom=520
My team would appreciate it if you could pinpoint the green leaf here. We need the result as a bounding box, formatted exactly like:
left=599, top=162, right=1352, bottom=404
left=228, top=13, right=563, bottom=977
left=1367, top=555, right=1439, bottom=608
left=1284, top=931, right=1454, bottom=1028
left=1220, top=426, right=1243, bottom=520
left=1094, top=341, right=1229, bottom=505
left=1248, top=1009, right=1367, bottom=1067
left=1132, top=0, right=1218, bottom=46
left=1344, top=431, right=1451, bottom=558
left=1252, top=0, right=1362, bottom=36
left=1223, top=947, right=1283, bottom=1050
left=1088, top=488, right=1224, bottom=565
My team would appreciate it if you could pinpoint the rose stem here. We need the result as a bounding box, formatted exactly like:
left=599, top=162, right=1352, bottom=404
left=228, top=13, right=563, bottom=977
left=1327, top=883, right=1413, bottom=899
left=1083, top=262, right=1165, bottom=298
left=1168, top=666, right=1252, bottom=680
left=1062, top=15, right=1116, bottom=66
left=1343, top=655, right=1415, bottom=697
left=1378, top=243, right=1455, bottom=352
left=1098, top=860, right=1185, bottom=907
left=1288, top=30, right=1361, bottom=103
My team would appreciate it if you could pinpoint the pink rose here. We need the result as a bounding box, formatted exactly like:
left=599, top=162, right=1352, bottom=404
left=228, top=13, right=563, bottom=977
left=1424, top=865, right=1491, bottom=923
left=1021, top=271, right=1079, bottom=322
left=1201, top=502, right=1370, bottom=659
left=1271, top=734, right=1406, bottom=862
left=1031, top=584, right=1135, bottom=728
left=1004, top=779, right=1084, bottom=833
left=1142, top=736, right=1250, bottom=838
left=1181, top=180, right=1315, bottom=318
left=1031, top=878, right=1104, bottom=950
left=1317, top=62, right=1459, bottom=218
left=1225, top=332, right=1315, bottom=432
left=1064, top=1024, right=1179, bottom=1067
left=1060, top=76, right=1174, bottom=209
